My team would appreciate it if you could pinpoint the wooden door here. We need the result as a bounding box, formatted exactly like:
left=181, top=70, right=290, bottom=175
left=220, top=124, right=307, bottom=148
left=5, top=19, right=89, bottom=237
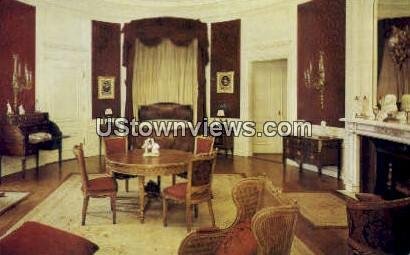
left=252, top=60, right=287, bottom=154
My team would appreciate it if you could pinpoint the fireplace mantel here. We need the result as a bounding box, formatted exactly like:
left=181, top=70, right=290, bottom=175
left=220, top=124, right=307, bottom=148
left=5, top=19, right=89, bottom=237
left=341, top=118, right=410, bottom=193
left=342, top=118, right=410, bottom=145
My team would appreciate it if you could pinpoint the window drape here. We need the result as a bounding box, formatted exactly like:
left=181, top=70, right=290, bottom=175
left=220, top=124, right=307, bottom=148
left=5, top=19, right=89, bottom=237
left=132, top=39, right=198, bottom=122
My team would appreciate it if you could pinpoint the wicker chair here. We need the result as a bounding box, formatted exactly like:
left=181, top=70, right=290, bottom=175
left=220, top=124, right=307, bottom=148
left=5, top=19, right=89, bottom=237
left=346, top=194, right=410, bottom=255
left=73, top=144, right=117, bottom=225
left=178, top=177, right=298, bottom=255
left=103, top=136, right=136, bottom=192
left=252, top=206, right=299, bottom=255
left=163, top=151, right=217, bottom=232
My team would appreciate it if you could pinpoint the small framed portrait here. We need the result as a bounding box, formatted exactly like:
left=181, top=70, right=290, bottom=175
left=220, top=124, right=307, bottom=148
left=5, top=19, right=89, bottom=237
left=216, top=71, right=234, bottom=94
left=98, top=76, right=115, bottom=99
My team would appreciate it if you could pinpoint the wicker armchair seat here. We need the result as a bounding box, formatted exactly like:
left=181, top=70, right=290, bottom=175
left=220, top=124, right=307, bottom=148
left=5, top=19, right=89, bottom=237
left=178, top=177, right=299, bottom=255
left=215, top=220, right=257, bottom=255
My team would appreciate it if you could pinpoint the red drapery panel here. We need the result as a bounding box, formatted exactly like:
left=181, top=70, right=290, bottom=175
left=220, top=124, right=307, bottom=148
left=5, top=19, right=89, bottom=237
left=122, top=17, right=209, bottom=121
left=92, top=20, right=121, bottom=119
left=210, top=19, right=241, bottom=118
left=0, top=0, right=35, bottom=114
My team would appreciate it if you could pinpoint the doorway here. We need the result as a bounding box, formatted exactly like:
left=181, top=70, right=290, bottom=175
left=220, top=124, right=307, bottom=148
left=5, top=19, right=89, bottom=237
left=251, top=59, right=287, bottom=157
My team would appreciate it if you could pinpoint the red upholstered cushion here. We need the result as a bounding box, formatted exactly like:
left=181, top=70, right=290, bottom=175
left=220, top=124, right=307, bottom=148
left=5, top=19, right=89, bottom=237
left=0, top=221, right=99, bottom=255
left=163, top=183, right=187, bottom=199
left=196, top=137, right=213, bottom=155
left=216, top=220, right=257, bottom=255
left=86, top=177, right=117, bottom=192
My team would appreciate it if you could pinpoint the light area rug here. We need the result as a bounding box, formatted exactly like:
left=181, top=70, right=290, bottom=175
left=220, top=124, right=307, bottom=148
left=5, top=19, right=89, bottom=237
left=0, top=191, right=30, bottom=215
left=8, top=174, right=315, bottom=255
left=283, top=192, right=347, bottom=228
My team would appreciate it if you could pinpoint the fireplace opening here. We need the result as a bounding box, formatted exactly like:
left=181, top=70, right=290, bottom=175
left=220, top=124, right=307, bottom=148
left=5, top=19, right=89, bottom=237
left=361, top=137, right=410, bottom=200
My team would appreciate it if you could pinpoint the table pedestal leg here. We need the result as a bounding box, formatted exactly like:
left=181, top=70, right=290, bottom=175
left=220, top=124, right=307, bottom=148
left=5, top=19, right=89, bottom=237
left=138, top=176, right=145, bottom=223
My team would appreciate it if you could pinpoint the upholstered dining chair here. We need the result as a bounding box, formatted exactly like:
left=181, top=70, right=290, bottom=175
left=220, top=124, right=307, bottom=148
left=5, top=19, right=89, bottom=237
left=194, top=136, right=215, bottom=155
left=163, top=151, right=217, bottom=232
left=103, top=135, right=135, bottom=192
left=73, top=144, right=117, bottom=225
left=172, top=136, right=215, bottom=185
left=178, top=177, right=299, bottom=255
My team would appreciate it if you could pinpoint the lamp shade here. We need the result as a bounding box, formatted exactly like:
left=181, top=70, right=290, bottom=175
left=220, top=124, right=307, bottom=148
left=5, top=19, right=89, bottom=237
left=216, top=109, right=225, bottom=117
left=104, top=108, right=113, bottom=116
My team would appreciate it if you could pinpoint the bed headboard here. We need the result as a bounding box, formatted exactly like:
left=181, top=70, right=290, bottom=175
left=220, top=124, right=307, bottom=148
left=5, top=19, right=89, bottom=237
left=138, top=103, right=193, bottom=122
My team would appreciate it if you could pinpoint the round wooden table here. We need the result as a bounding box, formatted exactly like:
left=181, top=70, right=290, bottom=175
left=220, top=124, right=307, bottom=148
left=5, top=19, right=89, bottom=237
left=105, top=149, right=192, bottom=223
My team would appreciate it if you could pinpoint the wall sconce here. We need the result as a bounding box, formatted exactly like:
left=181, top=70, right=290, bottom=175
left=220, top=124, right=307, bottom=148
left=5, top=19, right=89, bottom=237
left=304, top=50, right=326, bottom=109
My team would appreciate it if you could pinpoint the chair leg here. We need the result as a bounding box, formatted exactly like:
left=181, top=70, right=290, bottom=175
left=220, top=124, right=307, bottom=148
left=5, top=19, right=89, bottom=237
left=125, top=179, right=129, bottom=192
left=186, top=203, right=192, bottom=232
left=162, top=197, right=168, bottom=227
left=111, top=194, right=116, bottom=224
left=207, top=200, right=215, bottom=227
left=194, top=204, right=198, bottom=218
left=82, top=196, right=89, bottom=226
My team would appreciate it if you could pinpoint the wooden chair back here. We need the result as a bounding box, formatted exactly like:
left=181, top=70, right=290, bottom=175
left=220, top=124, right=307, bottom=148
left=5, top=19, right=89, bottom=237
left=251, top=205, right=299, bottom=255
left=186, top=151, right=217, bottom=201
left=103, top=136, right=128, bottom=155
left=73, top=144, right=89, bottom=190
left=194, top=136, right=215, bottom=155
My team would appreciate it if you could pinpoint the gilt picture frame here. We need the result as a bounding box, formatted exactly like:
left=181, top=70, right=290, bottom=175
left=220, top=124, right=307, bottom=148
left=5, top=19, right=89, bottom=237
left=98, top=76, right=115, bottom=99
left=216, top=71, right=234, bottom=94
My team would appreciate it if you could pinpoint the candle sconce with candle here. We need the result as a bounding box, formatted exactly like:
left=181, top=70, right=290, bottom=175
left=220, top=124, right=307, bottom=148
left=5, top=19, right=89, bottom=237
left=304, top=50, right=326, bottom=109
left=12, top=54, right=33, bottom=113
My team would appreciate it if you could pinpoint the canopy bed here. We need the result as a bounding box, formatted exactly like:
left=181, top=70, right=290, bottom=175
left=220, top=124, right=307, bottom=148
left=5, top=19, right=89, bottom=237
left=122, top=17, right=209, bottom=126
left=132, top=102, right=195, bottom=152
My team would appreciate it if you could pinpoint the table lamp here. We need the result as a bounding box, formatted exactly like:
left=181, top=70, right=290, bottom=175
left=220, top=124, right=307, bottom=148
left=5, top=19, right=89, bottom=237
left=216, top=109, right=225, bottom=118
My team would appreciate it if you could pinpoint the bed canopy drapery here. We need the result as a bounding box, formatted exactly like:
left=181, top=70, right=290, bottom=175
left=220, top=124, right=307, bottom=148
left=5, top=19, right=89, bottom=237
left=122, top=17, right=209, bottom=122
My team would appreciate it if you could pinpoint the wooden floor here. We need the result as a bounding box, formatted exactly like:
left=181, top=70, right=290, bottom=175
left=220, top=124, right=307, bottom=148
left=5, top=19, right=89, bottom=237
left=0, top=154, right=347, bottom=254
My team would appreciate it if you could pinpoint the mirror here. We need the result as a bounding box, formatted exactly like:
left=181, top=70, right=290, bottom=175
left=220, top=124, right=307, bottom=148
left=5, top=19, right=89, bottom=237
left=376, top=0, right=410, bottom=109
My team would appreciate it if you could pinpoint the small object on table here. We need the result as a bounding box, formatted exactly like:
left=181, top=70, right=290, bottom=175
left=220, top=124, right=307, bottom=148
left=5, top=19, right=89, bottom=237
left=141, top=138, right=160, bottom=157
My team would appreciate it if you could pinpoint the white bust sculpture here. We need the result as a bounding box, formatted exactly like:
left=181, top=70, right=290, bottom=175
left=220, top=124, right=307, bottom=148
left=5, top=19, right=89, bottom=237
left=380, top=94, right=398, bottom=113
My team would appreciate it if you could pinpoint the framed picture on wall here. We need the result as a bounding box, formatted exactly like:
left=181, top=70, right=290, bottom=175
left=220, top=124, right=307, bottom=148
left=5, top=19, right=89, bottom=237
left=98, top=76, right=115, bottom=99
left=216, top=71, right=234, bottom=94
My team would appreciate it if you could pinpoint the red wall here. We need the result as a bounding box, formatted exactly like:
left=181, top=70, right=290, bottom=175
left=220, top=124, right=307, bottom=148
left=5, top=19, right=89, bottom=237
left=297, top=0, right=345, bottom=127
left=211, top=19, right=241, bottom=118
left=92, top=20, right=121, bottom=118
left=0, top=0, right=36, bottom=114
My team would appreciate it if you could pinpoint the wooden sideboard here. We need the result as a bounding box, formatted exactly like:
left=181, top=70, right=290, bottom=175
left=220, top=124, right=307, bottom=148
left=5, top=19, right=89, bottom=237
left=282, top=136, right=343, bottom=179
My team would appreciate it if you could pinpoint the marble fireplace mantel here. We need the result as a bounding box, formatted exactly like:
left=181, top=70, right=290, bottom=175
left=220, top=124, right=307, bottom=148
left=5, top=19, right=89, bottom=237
left=341, top=118, right=410, bottom=193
